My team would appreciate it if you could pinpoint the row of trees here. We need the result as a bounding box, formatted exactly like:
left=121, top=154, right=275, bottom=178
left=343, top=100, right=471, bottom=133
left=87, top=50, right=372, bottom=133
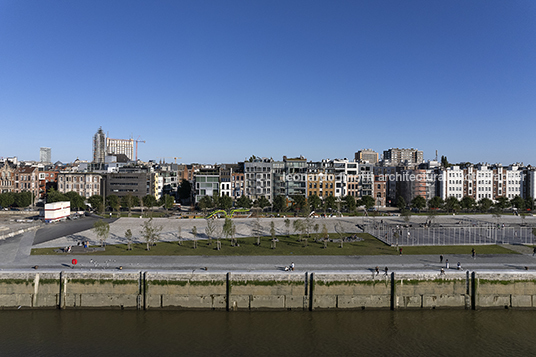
left=0, top=191, right=35, bottom=208
left=197, top=193, right=376, bottom=215
left=398, top=195, right=535, bottom=213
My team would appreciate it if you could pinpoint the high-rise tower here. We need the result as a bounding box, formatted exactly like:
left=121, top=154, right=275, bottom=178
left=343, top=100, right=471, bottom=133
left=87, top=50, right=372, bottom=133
left=93, top=127, right=106, bottom=163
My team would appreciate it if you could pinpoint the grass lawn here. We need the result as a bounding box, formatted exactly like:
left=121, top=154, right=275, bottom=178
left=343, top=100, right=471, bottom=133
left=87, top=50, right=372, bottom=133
left=31, top=233, right=517, bottom=256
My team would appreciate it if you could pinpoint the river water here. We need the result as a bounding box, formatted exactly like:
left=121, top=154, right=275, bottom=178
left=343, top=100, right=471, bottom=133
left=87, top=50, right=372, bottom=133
left=1, top=309, right=535, bottom=356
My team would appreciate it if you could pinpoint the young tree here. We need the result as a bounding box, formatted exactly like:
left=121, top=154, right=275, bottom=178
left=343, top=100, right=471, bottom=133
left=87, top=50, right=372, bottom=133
left=401, top=209, right=412, bottom=226
left=93, top=220, right=110, bottom=248
left=284, top=218, right=291, bottom=237
left=321, top=223, right=329, bottom=248
left=252, top=217, right=264, bottom=246
left=191, top=226, right=198, bottom=249
left=140, top=217, right=163, bottom=251
left=478, top=198, right=493, bottom=212
left=270, top=220, right=276, bottom=248
left=335, top=222, right=345, bottom=248
left=205, top=218, right=216, bottom=246
left=222, top=217, right=234, bottom=244
left=198, top=195, right=213, bottom=214
left=125, top=228, right=133, bottom=250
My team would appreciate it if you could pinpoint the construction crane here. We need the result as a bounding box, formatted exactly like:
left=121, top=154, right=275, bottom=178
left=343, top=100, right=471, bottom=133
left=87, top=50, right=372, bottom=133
left=157, top=157, right=182, bottom=164
left=132, top=136, right=145, bottom=161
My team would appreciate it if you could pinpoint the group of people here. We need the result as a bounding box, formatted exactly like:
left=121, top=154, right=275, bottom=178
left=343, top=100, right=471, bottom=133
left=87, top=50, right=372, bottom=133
left=439, top=249, right=476, bottom=273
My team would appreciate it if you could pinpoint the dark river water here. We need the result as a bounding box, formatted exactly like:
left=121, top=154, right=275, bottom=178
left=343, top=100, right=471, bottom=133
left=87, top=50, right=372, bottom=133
left=1, top=309, right=535, bottom=356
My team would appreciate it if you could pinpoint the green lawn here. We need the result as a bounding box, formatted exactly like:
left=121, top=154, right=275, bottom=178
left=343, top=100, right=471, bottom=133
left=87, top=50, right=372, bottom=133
left=31, top=233, right=517, bottom=256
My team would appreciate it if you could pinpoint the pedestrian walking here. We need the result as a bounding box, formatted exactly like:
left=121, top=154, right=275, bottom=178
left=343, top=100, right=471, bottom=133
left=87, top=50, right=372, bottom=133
left=440, top=254, right=443, bottom=263
left=533, top=247, right=536, bottom=257
left=399, top=247, right=403, bottom=256
left=445, top=259, right=449, bottom=269
left=471, top=248, right=476, bottom=260
left=384, top=267, right=389, bottom=276
left=375, top=266, right=380, bottom=275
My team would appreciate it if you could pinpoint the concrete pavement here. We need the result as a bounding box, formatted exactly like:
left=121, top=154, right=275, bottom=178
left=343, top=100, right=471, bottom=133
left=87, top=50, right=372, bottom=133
left=0, top=213, right=535, bottom=273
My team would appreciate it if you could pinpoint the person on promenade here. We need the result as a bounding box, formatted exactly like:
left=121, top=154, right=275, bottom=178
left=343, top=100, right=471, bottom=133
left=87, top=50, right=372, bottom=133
left=471, top=248, right=476, bottom=260
left=290, top=262, right=295, bottom=271
left=440, top=268, right=445, bottom=275
left=399, top=248, right=403, bottom=256
left=457, top=262, right=462, bottom=270
left=445, top=259, right=449, bottom=269
left=375, top=266, right=380, bottom=275
left=440, top=254, right=444, bottom=263
left=533, top=247, right=536, bottom=257
left=384, top=267, right=389, bottom=276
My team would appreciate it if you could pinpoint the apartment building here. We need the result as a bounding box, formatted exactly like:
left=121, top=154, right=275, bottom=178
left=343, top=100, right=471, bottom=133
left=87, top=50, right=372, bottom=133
left=307, top=162, right=335, bottom=198
left=0, top=164, right=15, bottom=193
left=383, top=148, right=424, bottom=166
left=355, top=149, right=379, bottom=164
left=58, top=172, right=102, bottom=198
left=245, top=158, right=273, bottom=202
left=13, top=167, right=39, bottom=203
left=38, top=171, right=58, bottom=199
left=104, top=168, right=157, bottom=200
left=194, top=167, right=219, bottom=203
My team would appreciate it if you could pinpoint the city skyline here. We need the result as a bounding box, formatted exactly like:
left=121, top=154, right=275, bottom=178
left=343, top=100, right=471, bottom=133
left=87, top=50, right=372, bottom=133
left=1, top=1, right=535, bottom=165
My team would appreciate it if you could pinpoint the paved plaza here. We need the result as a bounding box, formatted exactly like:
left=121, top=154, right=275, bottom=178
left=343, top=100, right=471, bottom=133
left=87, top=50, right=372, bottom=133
left=0, top=213, right=535, bottom=274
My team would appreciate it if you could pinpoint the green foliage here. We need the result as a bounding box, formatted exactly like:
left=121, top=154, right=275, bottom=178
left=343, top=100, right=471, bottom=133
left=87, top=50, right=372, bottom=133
left=291, top=195, right=307, bottom=212
left=198, top=195, right=214, bottom=212
left=237, top=195, right=253, bottom=209
left=478, top=198, right=493, bottom=212
left=218, top=195, right=233, bottom=210
left=511, top=195, right=525, bottom=210
left=88, top=195, right=104, bottom=213
left=308, top=194, right=322, bottom=212
left=361, top=195, right=375, bottom=210
left=140, top=217, right=163, bottom=251
left=255, top=196, right=270, bottom=209
left=410, top=196, right=426, bottom=211
left=13, top=191, right=33, bottom=207
left=428, top=196, right=444, bottom=209
left=106, top=194, right=120, bottom=213
left=444, top=196, right=460, bottom=212
left=460, top=196, right=476, bottom=211
left=272, top=195, right=286, bottom=212
left=46, top=188, right=68, bottom=204
left=160, top=194, right=175, bottom=210
left=396, top=196, right=406, bottom=210
left=177, top=179, right=192, bottom=201
left=495, top=196, right=509, bottom=210
left=93, top=220, right=110, bottom=247
left=343, top=195, right=356, bottom=213
left=323, top=195, right=336, bottom=212
left=0, top=192, right=15, bottom=208
left=142, top=195, right=157, bottom=211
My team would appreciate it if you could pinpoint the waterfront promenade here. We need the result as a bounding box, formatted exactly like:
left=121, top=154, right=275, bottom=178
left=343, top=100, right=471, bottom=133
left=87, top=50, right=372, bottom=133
left=0, top=213, right=535, bottom=273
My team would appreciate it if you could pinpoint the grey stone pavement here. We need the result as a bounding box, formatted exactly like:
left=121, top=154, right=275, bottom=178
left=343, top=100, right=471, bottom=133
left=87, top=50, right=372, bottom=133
left=0, top=213, right=535, bottom=274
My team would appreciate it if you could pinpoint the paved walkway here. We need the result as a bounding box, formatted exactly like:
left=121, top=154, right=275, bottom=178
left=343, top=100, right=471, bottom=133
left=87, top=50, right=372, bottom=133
left=0, top=214, right=534, bottom=273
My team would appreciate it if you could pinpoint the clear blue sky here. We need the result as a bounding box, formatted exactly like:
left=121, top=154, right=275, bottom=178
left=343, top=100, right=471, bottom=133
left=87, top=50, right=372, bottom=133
left=1, top=0, right=535, bottom=165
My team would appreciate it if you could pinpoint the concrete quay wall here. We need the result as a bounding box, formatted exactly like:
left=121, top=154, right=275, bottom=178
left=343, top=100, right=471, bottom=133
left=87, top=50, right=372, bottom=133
left=1, top=271, right=536, bottom=310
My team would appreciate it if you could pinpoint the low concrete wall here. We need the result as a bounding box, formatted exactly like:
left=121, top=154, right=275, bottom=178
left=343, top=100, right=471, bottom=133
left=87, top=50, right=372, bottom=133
left=2, top=270, right=536, bottom=310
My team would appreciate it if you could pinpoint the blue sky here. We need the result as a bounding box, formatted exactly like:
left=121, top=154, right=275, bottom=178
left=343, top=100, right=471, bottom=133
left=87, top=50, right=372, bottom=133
left=1, top=0, right=535, bottom=165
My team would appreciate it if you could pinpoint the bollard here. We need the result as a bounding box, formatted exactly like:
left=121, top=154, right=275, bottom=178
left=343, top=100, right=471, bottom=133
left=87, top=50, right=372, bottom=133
left=226, top=272, right=232, bottom=311
left=309, top=273, right=315, bottom=311
left=471, top=271, right=477, bottom=310
left=390, top=272, right=396, bottom=310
